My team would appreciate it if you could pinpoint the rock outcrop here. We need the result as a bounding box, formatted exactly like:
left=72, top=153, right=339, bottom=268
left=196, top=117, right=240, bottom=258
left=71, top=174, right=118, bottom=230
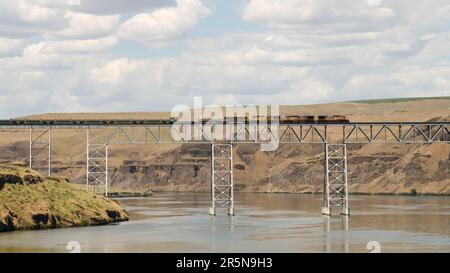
left=105, top=143, right=450, bottom=195
left=0, top=164, right=128, bottom=232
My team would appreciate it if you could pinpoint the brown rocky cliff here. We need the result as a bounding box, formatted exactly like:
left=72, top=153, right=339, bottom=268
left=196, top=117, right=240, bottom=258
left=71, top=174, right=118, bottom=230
left=106, top=143, right=449, bottom=195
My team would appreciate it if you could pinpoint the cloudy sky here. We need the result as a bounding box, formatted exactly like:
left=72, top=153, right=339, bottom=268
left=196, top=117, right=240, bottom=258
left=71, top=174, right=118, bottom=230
left=0, top=0, right=449, bottom=118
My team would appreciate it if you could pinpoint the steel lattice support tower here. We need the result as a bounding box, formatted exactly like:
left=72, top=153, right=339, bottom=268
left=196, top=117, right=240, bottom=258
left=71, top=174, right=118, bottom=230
left=209, top=143, right=234, bottom=216
left=86, top=129, right=108, bottom=195
left=29, top=128, right=51, bottom=176
left=322, top=144, right=349, bottom=215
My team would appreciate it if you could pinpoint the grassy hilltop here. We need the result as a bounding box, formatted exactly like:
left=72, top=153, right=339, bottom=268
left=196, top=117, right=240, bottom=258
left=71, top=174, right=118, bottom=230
left=0, top=163, right=128, bottom=232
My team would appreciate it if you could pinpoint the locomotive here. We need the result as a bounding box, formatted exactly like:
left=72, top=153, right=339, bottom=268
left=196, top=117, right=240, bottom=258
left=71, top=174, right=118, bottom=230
left=281, top=115, right=350, bottom=123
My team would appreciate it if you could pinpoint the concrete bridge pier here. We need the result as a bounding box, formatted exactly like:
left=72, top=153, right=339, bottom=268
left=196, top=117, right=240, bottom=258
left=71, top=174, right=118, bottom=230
left=210, top=143, right=234, bottom=216
left=322, top=143, right=350, bottom=216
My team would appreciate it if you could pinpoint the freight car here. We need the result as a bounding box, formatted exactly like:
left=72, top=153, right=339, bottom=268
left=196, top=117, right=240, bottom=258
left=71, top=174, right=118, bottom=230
left=1, top=117, right=178, bottom=126
left=281, top=115, right=315, bottom=123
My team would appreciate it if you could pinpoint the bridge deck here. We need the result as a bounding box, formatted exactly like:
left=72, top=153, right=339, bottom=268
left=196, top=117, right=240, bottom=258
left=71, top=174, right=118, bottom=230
left=0, top=119, right=448, bottom=144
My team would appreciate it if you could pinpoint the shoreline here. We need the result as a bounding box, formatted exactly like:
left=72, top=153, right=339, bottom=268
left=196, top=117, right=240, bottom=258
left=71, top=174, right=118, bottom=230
left=108, top=191, right=153, bottom=198
left=143, top=189, right=450, bottom=197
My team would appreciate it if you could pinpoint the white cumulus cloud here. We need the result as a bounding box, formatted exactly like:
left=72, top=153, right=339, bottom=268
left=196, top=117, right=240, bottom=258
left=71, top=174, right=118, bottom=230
left=23, top=36, right=118, bottom=55
left=242, top=0, right=396, bottom=31
left=48, top=11, right=120, bottom=39
left=118, top=0, right=211, bottom=44
left=0, top=37, right=25, bottom=57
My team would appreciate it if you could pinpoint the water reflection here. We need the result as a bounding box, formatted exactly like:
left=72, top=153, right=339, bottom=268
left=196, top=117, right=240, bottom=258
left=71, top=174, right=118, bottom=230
left=323, top=216, right=350, bottom=253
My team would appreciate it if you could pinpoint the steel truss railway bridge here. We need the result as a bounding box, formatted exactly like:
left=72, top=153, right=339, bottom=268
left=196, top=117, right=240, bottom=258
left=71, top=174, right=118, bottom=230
left=1, top=120, right=449, bottom=216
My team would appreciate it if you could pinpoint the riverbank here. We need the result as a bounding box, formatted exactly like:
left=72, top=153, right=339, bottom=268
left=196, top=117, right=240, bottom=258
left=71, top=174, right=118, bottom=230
left=147, top=188, right=450, bottom=196
left=108, top=191, right=153, bottom=198
left=0, top=163, right=129, bottom=232
left=71, top=184, right=153, bottom=198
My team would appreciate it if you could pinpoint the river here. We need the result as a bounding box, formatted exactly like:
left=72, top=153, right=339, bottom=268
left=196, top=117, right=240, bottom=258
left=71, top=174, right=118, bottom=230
left=0, top=192, right=449, bottom=252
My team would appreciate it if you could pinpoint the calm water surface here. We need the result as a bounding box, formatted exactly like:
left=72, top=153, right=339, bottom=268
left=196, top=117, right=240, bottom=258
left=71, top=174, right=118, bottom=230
left=0, top=192, right=449, bottom=252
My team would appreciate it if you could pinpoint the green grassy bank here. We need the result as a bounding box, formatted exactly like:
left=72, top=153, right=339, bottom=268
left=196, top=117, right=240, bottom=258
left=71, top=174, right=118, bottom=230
left=0, top=163, right=129, bottom=232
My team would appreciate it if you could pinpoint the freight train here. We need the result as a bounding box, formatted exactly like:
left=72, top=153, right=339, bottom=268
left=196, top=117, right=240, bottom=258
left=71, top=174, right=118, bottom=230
left=0, top=115, right=349, bottom=126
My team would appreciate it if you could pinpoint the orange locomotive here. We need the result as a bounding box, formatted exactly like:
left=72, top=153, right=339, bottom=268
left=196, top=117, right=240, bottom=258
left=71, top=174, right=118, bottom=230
left=280, top=115, right=349, bottom=123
